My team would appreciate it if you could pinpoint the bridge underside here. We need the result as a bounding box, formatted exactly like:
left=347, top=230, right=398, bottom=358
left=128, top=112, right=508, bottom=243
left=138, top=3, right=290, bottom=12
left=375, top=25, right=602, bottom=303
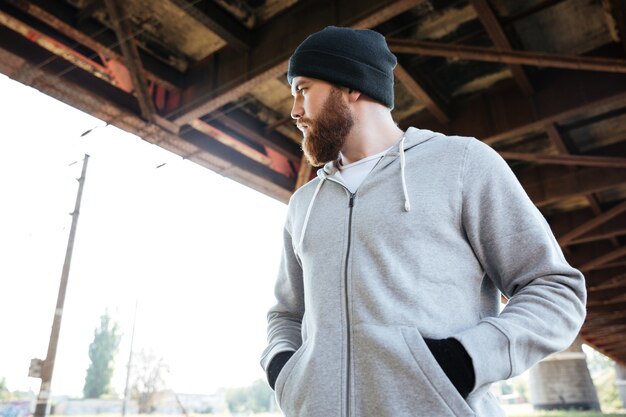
left=2, top=0, right=626, bottom=364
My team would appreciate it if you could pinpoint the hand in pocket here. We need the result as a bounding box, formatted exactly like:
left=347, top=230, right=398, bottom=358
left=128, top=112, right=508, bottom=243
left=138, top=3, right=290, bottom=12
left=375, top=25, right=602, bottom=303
left=424, top=337, right=475, bottom=398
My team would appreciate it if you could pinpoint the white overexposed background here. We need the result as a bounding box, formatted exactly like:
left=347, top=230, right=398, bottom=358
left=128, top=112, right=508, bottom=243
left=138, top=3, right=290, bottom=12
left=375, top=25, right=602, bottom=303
left=0, top=74, right=288, bottom=398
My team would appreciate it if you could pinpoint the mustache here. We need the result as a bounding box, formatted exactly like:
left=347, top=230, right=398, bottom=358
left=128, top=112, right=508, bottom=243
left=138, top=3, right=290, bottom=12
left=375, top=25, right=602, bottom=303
left=295, top=118, right=312, bottom=129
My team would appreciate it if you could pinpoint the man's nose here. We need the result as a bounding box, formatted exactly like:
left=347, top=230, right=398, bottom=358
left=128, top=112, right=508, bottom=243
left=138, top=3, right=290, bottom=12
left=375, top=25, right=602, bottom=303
left=291, top=98, right=303, bottom=120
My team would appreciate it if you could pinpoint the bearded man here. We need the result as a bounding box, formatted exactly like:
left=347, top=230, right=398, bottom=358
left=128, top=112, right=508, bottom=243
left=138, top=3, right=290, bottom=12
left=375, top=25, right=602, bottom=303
left=260, top=26, right=586, bottom=417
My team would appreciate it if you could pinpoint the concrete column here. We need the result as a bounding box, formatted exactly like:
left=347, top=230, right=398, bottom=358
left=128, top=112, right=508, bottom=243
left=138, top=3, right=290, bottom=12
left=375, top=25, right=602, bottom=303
left=529, top=336, right=601, bottom=411
left=617, top=363, right=626, bottom=408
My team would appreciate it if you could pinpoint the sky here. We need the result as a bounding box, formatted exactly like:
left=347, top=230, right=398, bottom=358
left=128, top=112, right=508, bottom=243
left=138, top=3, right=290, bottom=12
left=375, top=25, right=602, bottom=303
left=0, top=74, right=288, bottom=398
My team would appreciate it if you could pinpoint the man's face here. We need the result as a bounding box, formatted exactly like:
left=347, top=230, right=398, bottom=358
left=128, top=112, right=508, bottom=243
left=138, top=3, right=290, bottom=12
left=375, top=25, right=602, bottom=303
left=291, top=77, right=354, bottom=167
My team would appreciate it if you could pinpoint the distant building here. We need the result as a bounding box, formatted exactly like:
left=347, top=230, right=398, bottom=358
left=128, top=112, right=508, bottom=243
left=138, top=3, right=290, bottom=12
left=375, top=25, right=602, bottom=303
left=50, top=390, right=226, bottom=415
left=53, top=398, right=138, bottom=415
left=153, top=390, right=227, bottom=414
left=0, top=400, right=31, bottom=417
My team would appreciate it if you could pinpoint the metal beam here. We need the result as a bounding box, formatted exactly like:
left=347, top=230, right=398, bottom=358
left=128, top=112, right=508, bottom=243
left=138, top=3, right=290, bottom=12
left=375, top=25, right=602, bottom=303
left=104, top=0, right=155, bottom=121
left=500, top=0, right=563, bottom=26
left=597, top=338, right=626, bottom=352
left=549, top=210, right=626, bottom=246
left=400, top=71, right=626, bottom=147
left=544, top=123, right=622, bottom=248
left=295, top=155, right=312, bottom=190
left=557, top=201, right=626, bottom=247
left=585, top=268, right=626, bottom=288
left=588, top=291, right=626, bottom=307
left=587, top=300, right=626, bottom=314
left=469, top=0, right=533, bottom=95
left=521, top=166, right=626, bottom=207
left=180, top=126, right=295, bottom=188
left=587, top=329, right=626, bottom=345
left=170, top=0, right=427, bottom=125
left=545, top=124, right=572, bottom=154
left=570, top=206, right=622, bottom=247
left=208, top=108, right=301, bottom=163
left=585, top=313, right=626, bottom=327
left=5, top=0, right=178, bottom=90
left=77, top=0, right=104, bottom=23
left=563, top=240, right=624, bottom=272
left=169, top=0, right=250, bottom=51
left=0, top=9, right=115, bottom=85
left=611, top=0, right=626, bottom=55
left=387, top=38, right=626, bottom=73
left=579, top=246, right=626, bottom=272
left=588, top=286, right=626, bottom=303
left=189, top=119, right=272, bottom=166
left=582, top=324, right=626, bottom=337
left=571, top=227, right=626, bottom=245
left=394, top=64, right=449, bottom=124
left=595, top=338, right=626, bottom=352
left=499, top=151, right=626, bottom=169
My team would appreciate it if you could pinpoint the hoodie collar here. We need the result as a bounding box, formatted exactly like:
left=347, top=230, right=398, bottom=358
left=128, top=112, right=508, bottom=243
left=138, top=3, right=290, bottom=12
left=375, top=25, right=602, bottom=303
left=295, top=127, right=438, bottom=258
left=317, top=127, right=437, bottom=180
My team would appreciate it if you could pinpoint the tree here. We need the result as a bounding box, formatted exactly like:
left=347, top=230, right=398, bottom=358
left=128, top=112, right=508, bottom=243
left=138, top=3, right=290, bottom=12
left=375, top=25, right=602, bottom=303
left=83, top=312, right=121, bottom=398
left=511, top=376, right=529, bottom=402
left=0, top=377, right=9, bottom=400
left=226, top=379, right=274, bottom=414
left=130, top=349, right=169, bottom=414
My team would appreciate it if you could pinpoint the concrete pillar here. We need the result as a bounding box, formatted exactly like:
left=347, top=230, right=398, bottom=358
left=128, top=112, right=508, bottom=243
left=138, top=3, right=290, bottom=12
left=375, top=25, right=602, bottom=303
left=617, top=363, right=626, bottom=408
left=529, top=336, right=601, bottom=411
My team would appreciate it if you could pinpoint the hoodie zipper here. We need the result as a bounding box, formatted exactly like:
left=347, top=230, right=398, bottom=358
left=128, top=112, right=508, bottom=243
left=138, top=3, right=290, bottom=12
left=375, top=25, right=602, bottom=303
left=345, top=192, right=356, bottom=417
left=326, top=177, right=355, bottom=417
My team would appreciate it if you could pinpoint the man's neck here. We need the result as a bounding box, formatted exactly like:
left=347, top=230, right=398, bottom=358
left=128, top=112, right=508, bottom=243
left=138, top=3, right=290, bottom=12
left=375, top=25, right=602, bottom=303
left=341, top=123, right=404, bottom=165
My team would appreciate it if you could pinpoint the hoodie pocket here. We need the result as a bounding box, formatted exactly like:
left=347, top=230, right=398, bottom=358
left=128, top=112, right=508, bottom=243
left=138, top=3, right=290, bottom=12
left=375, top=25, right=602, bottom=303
left=353, top=325, right=475, bottom=417
left=274, top=342, right=308, bottom=408
left=273, top=338, right=343, bottom=416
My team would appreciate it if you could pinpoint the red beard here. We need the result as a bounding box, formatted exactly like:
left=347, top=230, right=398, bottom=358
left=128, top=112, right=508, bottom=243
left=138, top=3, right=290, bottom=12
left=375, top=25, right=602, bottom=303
left=299, top=88, right=354, bottom=167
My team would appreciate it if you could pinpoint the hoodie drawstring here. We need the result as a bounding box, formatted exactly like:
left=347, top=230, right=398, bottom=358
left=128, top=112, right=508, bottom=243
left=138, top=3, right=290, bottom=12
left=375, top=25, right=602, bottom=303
left=297, top=137, right=410, bottom=258
left=399, top=136, right=411, bottom=212
left=295, top=177, right=326, bottom=257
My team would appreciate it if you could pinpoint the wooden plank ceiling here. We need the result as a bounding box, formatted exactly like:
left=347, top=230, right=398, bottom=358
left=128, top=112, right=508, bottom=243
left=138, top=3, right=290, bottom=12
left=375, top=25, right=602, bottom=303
left=1, top=0, right=626, bottom=364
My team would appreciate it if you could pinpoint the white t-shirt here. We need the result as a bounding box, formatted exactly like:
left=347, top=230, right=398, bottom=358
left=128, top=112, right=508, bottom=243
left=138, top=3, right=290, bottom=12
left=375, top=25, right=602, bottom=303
left=332, top=146, right=393, bottom=193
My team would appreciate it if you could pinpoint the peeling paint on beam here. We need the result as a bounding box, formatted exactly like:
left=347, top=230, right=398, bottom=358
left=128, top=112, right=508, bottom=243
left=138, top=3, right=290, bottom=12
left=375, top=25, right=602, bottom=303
left=5, top=0, right=178, bottom=91
left=0, top=9, right=115, bottom=85
left=211, top=108, right=301, bottom=163
left=104, top=0, right=155, bottom=121
left=189, top=119, right=272, bottom=166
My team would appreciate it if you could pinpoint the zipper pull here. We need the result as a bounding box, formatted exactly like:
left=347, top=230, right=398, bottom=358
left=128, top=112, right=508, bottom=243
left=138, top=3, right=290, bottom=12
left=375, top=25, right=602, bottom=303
left=349, top=194, right=355, bottom=208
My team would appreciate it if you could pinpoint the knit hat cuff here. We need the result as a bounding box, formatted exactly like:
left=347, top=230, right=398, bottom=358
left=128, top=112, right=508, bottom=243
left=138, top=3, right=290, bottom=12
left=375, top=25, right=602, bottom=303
left=288, top=49, right=395, bottom=109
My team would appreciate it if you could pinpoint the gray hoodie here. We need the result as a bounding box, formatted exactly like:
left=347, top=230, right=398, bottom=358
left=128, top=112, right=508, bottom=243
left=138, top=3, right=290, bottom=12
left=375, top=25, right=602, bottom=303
left=261, top=127, right=586, bottom=417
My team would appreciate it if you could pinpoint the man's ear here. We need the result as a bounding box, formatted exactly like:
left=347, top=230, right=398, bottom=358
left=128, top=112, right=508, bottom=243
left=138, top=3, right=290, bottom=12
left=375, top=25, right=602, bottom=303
left=347, top=89, right=361, bottom=102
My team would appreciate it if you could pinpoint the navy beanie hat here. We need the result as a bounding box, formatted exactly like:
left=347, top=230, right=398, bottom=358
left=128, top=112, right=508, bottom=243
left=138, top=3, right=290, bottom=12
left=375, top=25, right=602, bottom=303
left=287, top=26, right=397, bottom=109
